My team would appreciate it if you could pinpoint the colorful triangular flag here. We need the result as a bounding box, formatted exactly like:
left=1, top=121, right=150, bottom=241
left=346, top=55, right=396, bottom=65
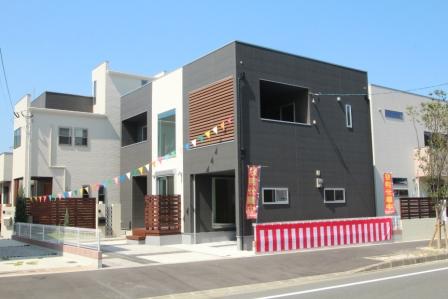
left=220, top=121, right=225, bottom=130
left=114, top=177, right=120, bottom=184
left=145, top=163, right=150, bottom=171
left=138, top=166, right=144, bottom=175
left=191, top=139, right=197, bottom=147
left=197, top=135, right=204, bottom=142
left=126, top=172, right=131, bottom=180
left=212, top=126, right=218, bottom=135
left=204, top=131, right=211, bottom=138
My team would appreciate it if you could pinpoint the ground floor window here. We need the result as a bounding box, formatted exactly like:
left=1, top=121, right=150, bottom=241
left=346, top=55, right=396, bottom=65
left=324, top=188, right=345, bottom=203
left=156, top=175, right=174, bottom=196
left=262, top=187, right=289, bottom=205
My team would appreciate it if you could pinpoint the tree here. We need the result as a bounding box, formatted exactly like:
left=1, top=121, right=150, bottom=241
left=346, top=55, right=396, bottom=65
left=14, top=186, right=27, bottom=223
left=408, top=89, right=448, bottom=248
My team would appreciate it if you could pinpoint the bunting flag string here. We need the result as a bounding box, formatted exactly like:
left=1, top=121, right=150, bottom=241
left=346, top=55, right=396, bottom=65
left=28, top=118, right=233, bottom=203
left=186, top=117, right=232, bottom=149
left=29, top=150, right=179, bottom=202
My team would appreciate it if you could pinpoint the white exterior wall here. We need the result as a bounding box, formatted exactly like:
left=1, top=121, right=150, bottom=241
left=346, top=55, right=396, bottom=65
left=12, top=95, right=32, bottom=197
left=0, top=153, right=12, bottom=183
left=28, top=108, right=120, bottom=203
left=370, top=84, right=431, bottom=216
left=151, top=68, right=184, bottom=230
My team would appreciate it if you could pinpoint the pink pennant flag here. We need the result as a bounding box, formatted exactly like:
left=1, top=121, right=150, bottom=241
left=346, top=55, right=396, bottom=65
left=226, top=117, right=232, bottom=124
left=158, top=156, right=163, bottom=164
left=57, top=194, right=62, bottom=200
left=114, top=177, right=119, bottom=184
left=212, top=126, right=218, bottom=135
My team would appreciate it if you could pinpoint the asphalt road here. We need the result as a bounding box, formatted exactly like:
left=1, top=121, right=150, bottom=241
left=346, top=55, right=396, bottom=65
left=0, top=241, right=431, bottom=299
left=228, top=261, right=448, bottom=299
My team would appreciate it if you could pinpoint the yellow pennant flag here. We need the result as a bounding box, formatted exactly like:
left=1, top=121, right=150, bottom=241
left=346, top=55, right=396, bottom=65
left=204, top=131, right=211, bottom=138
left=220, top=121, right=225, bottom=130
left=138, top=166, right=144, bottom=175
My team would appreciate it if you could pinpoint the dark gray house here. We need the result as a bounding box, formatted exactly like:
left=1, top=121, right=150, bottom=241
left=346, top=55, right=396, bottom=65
left=121, top=41, right=376, bottom=250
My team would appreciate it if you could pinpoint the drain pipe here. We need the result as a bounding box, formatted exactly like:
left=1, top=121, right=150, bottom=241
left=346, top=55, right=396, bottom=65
left=193, top=174, right=197, bottom=244
left=237, top=71, right=246, bottom=250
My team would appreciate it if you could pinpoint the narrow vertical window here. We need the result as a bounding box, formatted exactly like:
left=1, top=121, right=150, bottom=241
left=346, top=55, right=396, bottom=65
left=14, top=128, right=21, bottom=149
left=158, top=109, right=176, bottom=157
left=345, top=104, right=352, bottom=128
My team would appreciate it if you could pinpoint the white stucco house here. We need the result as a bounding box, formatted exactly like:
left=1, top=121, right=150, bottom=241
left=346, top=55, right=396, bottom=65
left=369, top=84, right=434, bottom=216
left=1, top=62, right=150, bottom=237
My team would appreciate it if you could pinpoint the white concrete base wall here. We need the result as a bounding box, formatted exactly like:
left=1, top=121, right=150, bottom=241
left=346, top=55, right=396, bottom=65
left=394, top=218, right=436, bottom=242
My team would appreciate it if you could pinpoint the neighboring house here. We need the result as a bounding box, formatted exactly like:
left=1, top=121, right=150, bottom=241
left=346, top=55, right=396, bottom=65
left=0, top=152, right=12, bottom=205
left=122, top=41, right=376, bottom=250
left=8, top=62, right=150, bottom=230
left=369, top=84, right=433, bottom=216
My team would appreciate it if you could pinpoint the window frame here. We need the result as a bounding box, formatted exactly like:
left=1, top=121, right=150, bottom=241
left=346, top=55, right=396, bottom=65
left=345, top=104, right=352, bottom=128
left=93, top=80, right=97, bottom=105
left=157, top=109, right=176, bottom=157
left=14, top=128, right=21, bottom=149
left=262, top=187, right=289, bottom=205
left=259, top=79, right=311, bottom=126
left=324, top=188, right=346, bottom=204
left=384, top=109, right=404, bottom=120
left=74, top=128, right=88, bottom=146
left=58, top=127, right=72, bottom=145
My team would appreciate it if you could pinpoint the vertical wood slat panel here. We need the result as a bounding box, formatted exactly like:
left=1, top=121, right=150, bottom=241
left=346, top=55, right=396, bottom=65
left=188, top=77, right=235, bottom=147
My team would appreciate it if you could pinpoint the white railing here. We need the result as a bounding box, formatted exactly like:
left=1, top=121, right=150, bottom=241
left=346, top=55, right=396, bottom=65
left=14, top=222, right=100, bottom=251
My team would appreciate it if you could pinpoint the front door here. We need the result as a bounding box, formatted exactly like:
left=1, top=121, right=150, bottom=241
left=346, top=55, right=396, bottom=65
left=212, top=177, right=235, bottom=229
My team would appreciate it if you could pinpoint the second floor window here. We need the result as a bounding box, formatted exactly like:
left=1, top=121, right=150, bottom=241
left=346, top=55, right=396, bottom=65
left=74, top=128, right=88, bottom=146
left=58, top=127, right=72, bottom=145
left=14, top=128, right=21, bottom=149
left=158, top=109, right=176, bottom=157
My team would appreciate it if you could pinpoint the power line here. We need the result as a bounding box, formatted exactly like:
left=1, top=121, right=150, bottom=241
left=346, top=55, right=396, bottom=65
left=0, top=48, right=19, bottom=117
left=311, top=81, right=448, bottom=97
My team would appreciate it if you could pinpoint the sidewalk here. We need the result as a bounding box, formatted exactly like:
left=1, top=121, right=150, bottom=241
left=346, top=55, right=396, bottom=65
left=0, top=240, right=440, bottom=299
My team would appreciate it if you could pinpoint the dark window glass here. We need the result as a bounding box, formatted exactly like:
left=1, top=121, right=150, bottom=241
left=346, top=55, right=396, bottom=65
left=14, top=128, right=21, bottom=149
left=74, top=128, right=88, bottom=146
left=263, top=189, right=275, bottom=203
left=59, top=127, right=72, bottom=145
left=385, top=109, right=404, bottom=120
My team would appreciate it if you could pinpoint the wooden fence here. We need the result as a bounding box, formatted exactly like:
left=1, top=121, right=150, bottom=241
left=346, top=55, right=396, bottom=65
left=144, top=195, right=181, bottom=235
left=26, top=198, right=96, bottom=229
left=400, top=197, right=436, bottom=219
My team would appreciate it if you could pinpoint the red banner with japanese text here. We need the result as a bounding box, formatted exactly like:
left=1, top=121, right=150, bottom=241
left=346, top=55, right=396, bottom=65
left=384, top=173, right=395, bottom=215
left=246, top=165, right=261, bottom=220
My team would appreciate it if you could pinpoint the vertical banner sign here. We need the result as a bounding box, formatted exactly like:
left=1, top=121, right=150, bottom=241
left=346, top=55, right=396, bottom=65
left=383, top=173, right=396, bottom=215
left=246, top=165, right=261, bottom=220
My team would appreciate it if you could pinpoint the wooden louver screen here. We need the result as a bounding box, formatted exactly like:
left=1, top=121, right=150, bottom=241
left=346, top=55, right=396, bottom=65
left=188, top=76, right=235, bottom=147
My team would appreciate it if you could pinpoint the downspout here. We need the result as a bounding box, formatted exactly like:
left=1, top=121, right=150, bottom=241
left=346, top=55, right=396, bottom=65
left=237, top=71, right=246, bottom=250
left=193, top=174, right=196, bottom=244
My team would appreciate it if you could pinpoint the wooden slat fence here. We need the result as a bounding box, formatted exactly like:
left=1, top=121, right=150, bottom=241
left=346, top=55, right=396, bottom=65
left=26, top=198, right=96, bottom=229
left=399, top=197, right=447, bottom=219
left=144, top=195, right=181, bottom=235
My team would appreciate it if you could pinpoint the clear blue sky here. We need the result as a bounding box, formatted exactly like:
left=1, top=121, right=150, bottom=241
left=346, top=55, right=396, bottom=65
left=1, top=1, right=447, bottom=152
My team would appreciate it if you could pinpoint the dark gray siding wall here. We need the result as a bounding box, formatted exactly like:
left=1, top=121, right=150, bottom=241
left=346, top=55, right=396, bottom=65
left=182, top=43, right=239, bottom=233
left=120, top=84, right=152, bottom=229
left=235, top=42, right=376, bottom=223
left=31, top=92, right=93, bottom=112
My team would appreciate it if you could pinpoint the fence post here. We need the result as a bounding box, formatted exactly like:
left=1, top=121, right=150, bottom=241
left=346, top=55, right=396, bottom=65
left=42, top=225, right=45, bottom=241
left=29, top=223, right=32, bottom=239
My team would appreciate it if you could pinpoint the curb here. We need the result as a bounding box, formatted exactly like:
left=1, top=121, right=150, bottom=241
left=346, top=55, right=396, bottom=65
left=354, top=252, right=448, bottom=272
